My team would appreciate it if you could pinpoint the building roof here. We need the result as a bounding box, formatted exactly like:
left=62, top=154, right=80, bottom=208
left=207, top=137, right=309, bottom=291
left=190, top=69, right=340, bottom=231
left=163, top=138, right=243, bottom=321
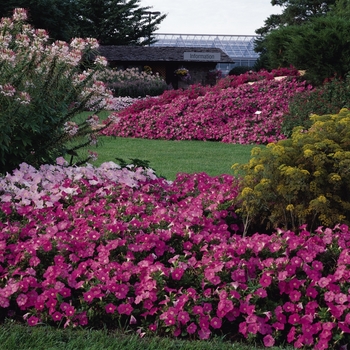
left=152, top=34, right=259, bottom=62
left=98, top=46, right=234, bottom=63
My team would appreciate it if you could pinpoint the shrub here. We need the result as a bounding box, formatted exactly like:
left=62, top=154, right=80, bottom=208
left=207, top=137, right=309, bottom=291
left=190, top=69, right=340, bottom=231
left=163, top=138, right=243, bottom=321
left=233, top=108, right=350, bottom=235
left=216, top=66, right=301, bottom=90
left=0, top=8, right=114, bottom=174
left=98, top=67, right=168, bottom=98
left=228, top=66, right=253, bottom=76
left=282, top=74, right=350, bottom=137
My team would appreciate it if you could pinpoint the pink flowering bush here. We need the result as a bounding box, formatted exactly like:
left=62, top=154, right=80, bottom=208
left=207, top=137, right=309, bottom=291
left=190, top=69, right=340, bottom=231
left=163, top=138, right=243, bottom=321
left=0, top=8, right=115, bottom=173
left=1, top=160, right=350, bottom=349
left=103, top=74, right=311, bottom=144
left=216, top=66, right=301, bottom=90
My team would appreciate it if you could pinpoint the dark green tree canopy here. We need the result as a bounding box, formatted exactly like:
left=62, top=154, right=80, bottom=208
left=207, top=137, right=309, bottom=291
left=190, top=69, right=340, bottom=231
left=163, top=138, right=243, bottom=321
left=262, top=14, right=350, bottom=84
left=0, top=0, right=166, bottom=45
left=74, top=0, right=166, bottom=45
left=0, top=0, right=78, bottom=42
left=254, top=0, right=336, bottom=67
left=253, top=0, right=350, bottom=83
left=256, top=0, right=336, bottom=36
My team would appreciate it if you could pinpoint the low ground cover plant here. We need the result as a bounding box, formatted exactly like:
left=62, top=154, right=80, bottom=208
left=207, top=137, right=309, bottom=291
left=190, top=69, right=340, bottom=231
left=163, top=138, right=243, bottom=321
left=103, top=76, right=311, bottom=144
left=1, top=160, right=350, bottom=349
left=216, top=66, right=301, bottom=90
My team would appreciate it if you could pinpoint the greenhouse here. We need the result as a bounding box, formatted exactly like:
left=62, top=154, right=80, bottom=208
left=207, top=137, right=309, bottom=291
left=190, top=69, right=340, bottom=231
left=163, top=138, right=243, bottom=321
left=152, top=33, right=259, bottom=74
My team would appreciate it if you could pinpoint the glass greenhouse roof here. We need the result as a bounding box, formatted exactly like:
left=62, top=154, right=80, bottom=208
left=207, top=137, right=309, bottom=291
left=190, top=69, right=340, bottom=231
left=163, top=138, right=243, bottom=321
left=152, top=33, right=259, bottom=67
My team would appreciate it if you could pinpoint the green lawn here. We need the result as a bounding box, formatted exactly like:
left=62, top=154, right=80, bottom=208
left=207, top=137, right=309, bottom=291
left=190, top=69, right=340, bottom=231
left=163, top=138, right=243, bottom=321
left=1, top=320, right=293, bottom=350
left=87, top=136, right=257, bottom=180
left=72, top=111, right=258, bottom=180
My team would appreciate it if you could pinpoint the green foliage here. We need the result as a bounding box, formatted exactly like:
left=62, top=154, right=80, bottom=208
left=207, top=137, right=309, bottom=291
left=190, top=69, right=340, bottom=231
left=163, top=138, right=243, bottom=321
left=228, top=66, right=253, bottom=76
left=233, top=108, right=350, bottom=235
left=0, top=0, right=79, bottom=42
left=0, top=320, right=271, bottom=350
left=0, top=0, right=166, bottom=46
left=254, top=0, right=336, bottom=71
left=0, top=10, right=111, bottom=174
left=282, top=74, right=350, bottom=137
left=263, top=15, right=350, bottom=84
left=74, top=0, right=166, bottom=46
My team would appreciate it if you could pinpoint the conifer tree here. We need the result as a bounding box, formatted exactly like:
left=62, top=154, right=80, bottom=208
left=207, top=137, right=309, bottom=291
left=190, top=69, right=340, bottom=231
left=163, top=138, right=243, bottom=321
left=0, top=0, right=165, bottom=45
left=254, top=0, right=336, bottom=69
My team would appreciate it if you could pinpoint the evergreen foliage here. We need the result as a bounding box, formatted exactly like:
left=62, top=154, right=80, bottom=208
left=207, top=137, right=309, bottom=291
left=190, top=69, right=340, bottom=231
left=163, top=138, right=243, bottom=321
left=0, top=0, right=166, bottom=45
left=254, top=0, right=336, bottom=72
left=263, top=15, right=350, bottom=84
left=0, top=0, right=78, bottom=42
left=75, top=0, right=166, bottom=46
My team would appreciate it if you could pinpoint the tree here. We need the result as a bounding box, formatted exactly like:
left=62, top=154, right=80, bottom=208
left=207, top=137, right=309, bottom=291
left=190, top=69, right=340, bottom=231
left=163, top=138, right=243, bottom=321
left=259, top=2, right=350, bottom=84
left=254, top=0, right=336, bottom=69
left=0, top=0, right=78, bottom=42
left=75, top=0, right=166, bottom=45
left=0, top=0, right=166, bottom=45
left=265, top=18, right=350, bottom=84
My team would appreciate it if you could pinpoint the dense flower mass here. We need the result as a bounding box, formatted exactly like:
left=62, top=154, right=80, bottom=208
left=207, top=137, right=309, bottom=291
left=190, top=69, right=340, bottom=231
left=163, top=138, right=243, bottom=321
left=1, top=161, right=350, bottom=349
left=103, top=73, right=311, bottom=144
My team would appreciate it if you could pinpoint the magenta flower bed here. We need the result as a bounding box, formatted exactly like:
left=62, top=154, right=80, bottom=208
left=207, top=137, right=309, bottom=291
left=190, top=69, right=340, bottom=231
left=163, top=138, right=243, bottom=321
left=1, top=161, right=350, bottom=349
left=103, top=73, right=311, bottom=145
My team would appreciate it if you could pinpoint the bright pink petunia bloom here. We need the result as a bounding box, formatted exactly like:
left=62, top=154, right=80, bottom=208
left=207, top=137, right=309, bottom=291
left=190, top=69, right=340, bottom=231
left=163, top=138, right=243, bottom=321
left=187, top=322, right=197, bottom=334
left=27, top=315, right=39, bottom=326
left=105, top=303, right=117, bottom=314
left=171, top=267, right=185, bottom=281
left=263, top=334, right=275, bottom=347
left=52, top=311, right=63, bottom=321
left=198, top=328, right=211, bottom=340
left=210, top=317, right=222, bottom=329
left=287, top=326, right=296, bottom=343
left=177, top=311, right=190, bottom=325
left=259, top=273, right=272, bottom=288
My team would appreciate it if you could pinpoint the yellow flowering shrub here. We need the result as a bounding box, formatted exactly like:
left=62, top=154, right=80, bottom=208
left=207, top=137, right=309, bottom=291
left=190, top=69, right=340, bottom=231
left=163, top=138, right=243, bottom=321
left=233, top=108, right=350, bottom=235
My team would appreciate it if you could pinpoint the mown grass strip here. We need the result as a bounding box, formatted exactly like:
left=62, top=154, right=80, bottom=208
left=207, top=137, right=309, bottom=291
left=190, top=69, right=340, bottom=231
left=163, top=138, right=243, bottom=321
left=89, top=136, right=257, bottom=180
left=0, top=320, right=293, bottom=350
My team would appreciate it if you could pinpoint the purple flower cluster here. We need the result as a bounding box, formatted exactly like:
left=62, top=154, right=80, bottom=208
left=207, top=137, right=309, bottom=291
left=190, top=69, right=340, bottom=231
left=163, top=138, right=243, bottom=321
left=1, top=160, right=350, bottom=349
left=103, top=76, right=311, bottom=144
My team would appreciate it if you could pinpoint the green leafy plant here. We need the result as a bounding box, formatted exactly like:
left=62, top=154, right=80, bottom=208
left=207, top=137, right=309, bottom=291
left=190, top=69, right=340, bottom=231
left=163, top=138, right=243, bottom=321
left=233, top=108, right=350, bottom=235
left=228, top=66, right=253, bottom=76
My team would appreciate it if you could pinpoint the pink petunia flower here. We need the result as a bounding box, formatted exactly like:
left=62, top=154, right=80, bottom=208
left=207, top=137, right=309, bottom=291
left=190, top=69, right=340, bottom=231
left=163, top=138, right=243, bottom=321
left=210, top=317, right=222, bottom=329
left=259, top=273, right=272, bottom=287
left=263, top=334, right=275, bottom=347
left=105, top=303, right=117, bottom=314
left=187, top=322, right=197, bottom=334
left=27, top=315, right=39, bottom=326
